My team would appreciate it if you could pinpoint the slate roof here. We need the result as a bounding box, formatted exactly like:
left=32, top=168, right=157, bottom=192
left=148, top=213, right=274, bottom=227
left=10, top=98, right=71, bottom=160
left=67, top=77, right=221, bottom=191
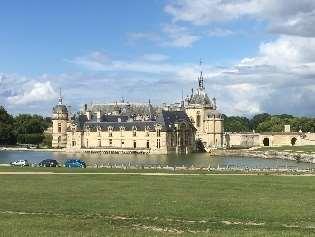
left=73, top=110, right=195, bottom=132
left=189, top=92, right=212, bottom=106
left=84, top=121, right=157, bottom=131
left=53, top=105, right=68, bottom=114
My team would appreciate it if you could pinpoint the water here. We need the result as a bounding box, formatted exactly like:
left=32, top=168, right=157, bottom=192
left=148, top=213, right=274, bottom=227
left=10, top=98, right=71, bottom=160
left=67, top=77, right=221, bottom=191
left=0, top=151, right=314, bottom=170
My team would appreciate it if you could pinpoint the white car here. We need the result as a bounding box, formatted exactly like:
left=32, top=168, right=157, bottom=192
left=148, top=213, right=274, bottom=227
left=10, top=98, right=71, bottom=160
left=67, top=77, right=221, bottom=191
left=10, top=160, right=30, bottom=167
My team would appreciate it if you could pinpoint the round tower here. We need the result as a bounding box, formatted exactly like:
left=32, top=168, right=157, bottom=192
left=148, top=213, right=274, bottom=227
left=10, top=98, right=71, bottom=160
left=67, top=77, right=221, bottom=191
left=52, top=91, right=68, bottom=148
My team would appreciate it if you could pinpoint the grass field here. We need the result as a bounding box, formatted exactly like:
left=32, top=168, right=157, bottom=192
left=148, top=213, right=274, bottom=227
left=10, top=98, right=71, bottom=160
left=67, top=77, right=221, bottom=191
left=0, top=169, right=315, bottom=236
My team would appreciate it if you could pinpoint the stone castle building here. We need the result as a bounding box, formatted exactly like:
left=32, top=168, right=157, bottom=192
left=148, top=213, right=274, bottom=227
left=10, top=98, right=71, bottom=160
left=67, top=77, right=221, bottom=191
left=52, top=71, right=225, bottom=154
left=185, top=71, right=224, bottom=151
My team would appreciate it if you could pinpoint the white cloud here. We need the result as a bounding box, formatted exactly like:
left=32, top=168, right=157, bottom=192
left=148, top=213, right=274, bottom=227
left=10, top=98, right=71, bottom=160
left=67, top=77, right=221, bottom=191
left=7, top=81, right=57, bottom=105
left=165, top=0, right=260, bottom=25
left=208, top=28, right=234, bottom=37
left=165, top=0, right=315, bottom=37
left=161, top=24, right=200, bottom=47
left=141, top=54, right=169, bottom=62
left=127, top=24, right=200, bottom=48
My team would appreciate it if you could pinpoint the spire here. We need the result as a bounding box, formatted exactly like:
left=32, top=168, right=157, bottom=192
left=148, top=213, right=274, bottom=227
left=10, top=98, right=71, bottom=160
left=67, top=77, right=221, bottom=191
left=198, top=59, right=204, bottom=90
left=213, top=97, right=217, bottom=110
left=58, top=88, right=63, bottom=105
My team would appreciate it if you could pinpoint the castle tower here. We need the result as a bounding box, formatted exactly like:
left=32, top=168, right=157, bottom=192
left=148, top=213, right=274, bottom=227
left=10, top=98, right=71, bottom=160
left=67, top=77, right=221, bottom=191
left=52, top=90, right=68, bottom=148
left=185, top=67, right=224, bottom=150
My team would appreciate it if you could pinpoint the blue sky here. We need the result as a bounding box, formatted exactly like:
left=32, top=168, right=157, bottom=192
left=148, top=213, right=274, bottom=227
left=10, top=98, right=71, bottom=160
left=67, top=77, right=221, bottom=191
left=1, top=0, right=315, bottom=116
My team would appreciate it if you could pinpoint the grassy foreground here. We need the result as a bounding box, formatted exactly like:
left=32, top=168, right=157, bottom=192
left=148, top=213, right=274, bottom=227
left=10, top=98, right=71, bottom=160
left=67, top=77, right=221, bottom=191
left=0, top=172, right=314, bottom=236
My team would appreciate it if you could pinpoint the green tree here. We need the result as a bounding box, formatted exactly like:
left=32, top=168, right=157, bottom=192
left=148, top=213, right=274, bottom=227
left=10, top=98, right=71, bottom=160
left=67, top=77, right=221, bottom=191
left=223, top=115, right=250, bottom=132
left=14, top=114, right=51, bottom=145
left=250, top=113, right=271, bottom=130
left=0, top=106, right=16, bottom=145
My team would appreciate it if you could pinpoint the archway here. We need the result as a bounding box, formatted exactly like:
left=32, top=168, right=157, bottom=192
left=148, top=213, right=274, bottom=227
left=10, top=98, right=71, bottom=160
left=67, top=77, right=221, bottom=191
left=263, top=138, right=270, bottom=146
left=291, top=137, right=297, bottom=146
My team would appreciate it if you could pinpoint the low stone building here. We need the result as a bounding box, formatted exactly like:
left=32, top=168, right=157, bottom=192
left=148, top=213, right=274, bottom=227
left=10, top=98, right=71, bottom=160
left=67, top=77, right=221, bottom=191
left=226, top=125, right=315, bottom=148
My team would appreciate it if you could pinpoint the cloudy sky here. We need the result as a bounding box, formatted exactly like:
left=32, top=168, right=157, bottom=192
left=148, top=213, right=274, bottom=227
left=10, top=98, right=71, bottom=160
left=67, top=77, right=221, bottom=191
left=1, top=0, right=315, bottom=116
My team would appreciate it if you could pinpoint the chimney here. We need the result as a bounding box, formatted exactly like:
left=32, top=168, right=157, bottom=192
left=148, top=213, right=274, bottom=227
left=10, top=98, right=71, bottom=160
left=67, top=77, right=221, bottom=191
left=96, top=111, right=101, bottom=122
left=86, top=111, right=91, bottom=120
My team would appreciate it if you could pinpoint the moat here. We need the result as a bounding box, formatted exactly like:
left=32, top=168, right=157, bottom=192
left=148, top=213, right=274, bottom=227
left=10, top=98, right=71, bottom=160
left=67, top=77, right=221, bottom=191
left=0, top=151, right=314, bottom=170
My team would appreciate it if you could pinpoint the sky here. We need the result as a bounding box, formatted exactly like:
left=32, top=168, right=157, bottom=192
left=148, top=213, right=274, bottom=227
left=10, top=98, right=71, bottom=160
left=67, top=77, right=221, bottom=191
left=1, top=0, right=315, bottom=117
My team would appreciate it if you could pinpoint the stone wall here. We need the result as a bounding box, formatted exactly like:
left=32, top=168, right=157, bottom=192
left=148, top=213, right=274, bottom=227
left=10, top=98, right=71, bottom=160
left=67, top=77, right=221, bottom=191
left=226, top=132, right=315, bottom=148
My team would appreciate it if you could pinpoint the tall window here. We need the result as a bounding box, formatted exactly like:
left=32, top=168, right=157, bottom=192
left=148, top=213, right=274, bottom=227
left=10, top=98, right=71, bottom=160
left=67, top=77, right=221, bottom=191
left=58, top=123, right=62, bottom=133
left=196, top=114, right=201, bottom=127
left=86, top=139, right=89, bottom=148
left=120, top=127, right=125, bottom=137
left=156, top=129, right=161, bottom=137
left=109, top=139, right=112, bottom=146
left=133, top=140, right=137, bottom=148
left=157, top=139, right=161, bottom=148
left=108, top=127, right=113, bottom=137
left=72, top=141, right=76, bottom=147
left=98, top=139, right=101, bottom=147
left=146, top=140, right=150, bottom=149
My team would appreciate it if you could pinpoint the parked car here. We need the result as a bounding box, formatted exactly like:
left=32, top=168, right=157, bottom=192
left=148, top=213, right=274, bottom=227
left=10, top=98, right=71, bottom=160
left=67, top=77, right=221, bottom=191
left=38, top=159, right=60, bottom=167
left=10, top=160, right=30, bottom=167
left=64, top=159, right=86, bottom=168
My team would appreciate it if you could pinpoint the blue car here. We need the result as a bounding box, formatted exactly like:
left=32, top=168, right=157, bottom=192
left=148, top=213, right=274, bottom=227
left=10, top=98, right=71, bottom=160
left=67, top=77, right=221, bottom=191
left=64, top=159, right=86, bottom=168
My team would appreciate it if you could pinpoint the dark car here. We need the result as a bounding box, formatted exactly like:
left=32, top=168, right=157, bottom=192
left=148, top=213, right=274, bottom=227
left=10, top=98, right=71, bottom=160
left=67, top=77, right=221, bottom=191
left=38, top=159, right=59, bottom=167
left=64, top=159, right=86, bottom=168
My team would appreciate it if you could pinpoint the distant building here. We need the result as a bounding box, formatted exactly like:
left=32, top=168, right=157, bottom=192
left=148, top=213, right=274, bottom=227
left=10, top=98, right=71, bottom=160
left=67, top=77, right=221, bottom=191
left=52, top=70, right=225, bottom=153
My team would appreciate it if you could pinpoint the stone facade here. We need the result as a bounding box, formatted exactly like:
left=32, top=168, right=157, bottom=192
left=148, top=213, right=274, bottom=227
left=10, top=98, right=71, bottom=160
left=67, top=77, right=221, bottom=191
left=52, top=97, right=196, bottom=154
left=226, top=131, right=315, bottom=148
left=52, top=96, right=69, bottom=148
left=184, top=71, right=224, bottom=150
left=52, top=70, right=224, bottom=153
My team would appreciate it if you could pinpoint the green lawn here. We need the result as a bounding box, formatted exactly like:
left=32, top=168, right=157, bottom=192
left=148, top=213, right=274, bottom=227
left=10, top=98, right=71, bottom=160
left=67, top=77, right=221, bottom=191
left=256, top=145, right=315, bottom=153
left=0, top=172, right=314, bottom=236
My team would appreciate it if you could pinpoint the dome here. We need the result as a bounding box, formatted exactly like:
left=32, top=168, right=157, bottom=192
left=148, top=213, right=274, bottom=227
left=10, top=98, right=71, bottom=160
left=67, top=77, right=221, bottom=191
left=53, top=104, right=68, bottom=114
left=189, top=93, right=212, bottom=106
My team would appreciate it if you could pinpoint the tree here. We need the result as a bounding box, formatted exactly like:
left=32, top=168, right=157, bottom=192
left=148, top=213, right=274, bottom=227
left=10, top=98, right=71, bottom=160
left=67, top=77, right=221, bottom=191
left=223, top=115, right=250, bottom=132
left=250, top=113, right=271, bottom=130
left=14, top=114, right=51, bottom=145
left=0, top=106, right=16, bottom=145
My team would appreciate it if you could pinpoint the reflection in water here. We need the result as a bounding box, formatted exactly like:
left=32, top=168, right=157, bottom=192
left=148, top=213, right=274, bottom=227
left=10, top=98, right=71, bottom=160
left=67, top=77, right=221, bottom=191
left=0, top=151, right=314, bottom=170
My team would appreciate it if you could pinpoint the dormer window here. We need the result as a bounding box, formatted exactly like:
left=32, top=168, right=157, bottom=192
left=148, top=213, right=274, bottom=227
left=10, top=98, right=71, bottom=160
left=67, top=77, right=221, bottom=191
left=155, top=124, right=161, bottom=137
left=145, top=126, right=150, bottom=136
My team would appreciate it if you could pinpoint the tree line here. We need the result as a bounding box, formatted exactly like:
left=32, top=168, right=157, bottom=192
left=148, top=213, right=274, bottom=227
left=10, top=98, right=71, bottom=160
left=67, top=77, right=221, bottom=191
left=223, top=113, right=315, bottom=133
left=0, top=106, right=52, bottom=147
